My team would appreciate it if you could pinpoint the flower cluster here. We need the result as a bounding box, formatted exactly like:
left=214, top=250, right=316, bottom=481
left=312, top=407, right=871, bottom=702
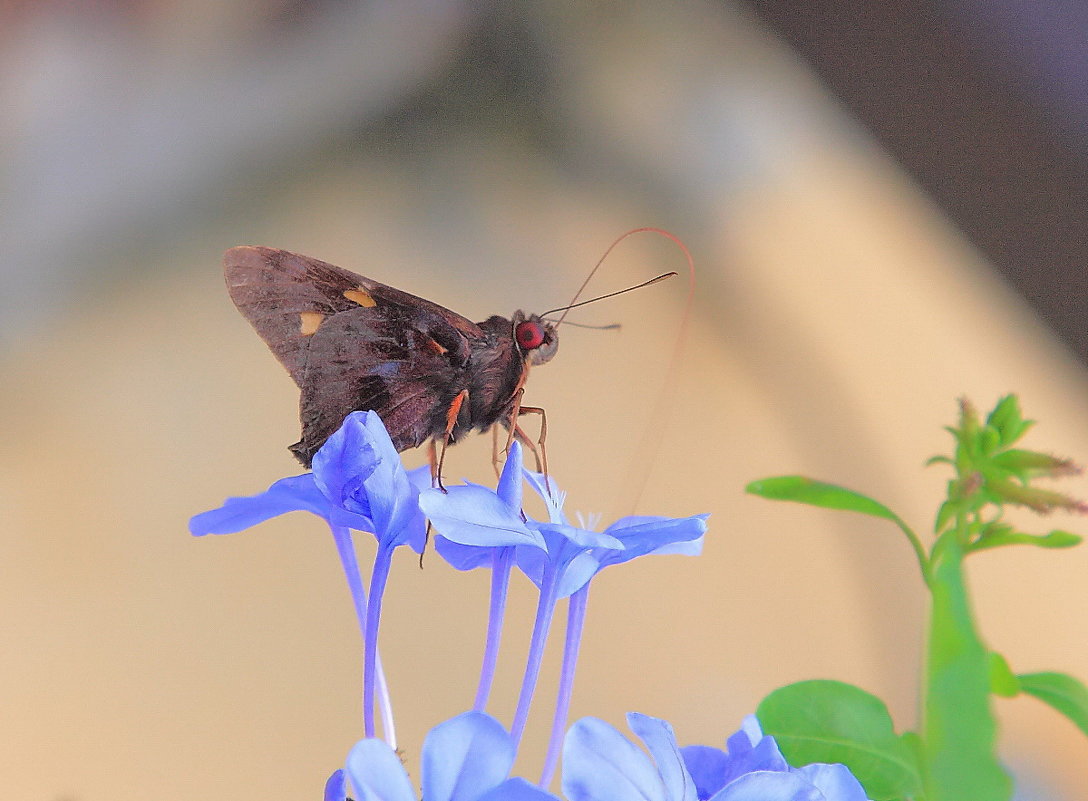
left=327, top=712, right=868, bottom=801
left=191, top=411, right=870, bottom=801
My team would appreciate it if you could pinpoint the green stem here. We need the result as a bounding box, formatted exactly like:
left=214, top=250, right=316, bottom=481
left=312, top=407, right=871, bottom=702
left=889, top=511, right=931, bottom=584
left=920, top=527, right=1011, bottom=800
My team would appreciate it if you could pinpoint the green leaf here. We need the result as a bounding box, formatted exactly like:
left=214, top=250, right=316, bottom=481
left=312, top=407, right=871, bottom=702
left=923, top=538, right=1012, bottom=800
left=899, top=730, right=925, bottom=770
left=1018, top=672, right=1088, bottom=737
left=988, top=652, right=1020, bottom=697
left=1040, top=530, right=1084, bottom=548
left=978, top=425, right=1002, bottom=456
left=959, top=399, right=981, bottom=444
left=970, top=529, right=1083, bottom=552
left=745, top=477, right=897, bottom=520
left=990, top=449, right=1081, bottom=482
left=748, top=475, right=931, bottom=581
left=933, top=500, right=955, bottom=535
left=986, top=395, right=1032, bottom=446
left=757, top=680, right=923, bottom=800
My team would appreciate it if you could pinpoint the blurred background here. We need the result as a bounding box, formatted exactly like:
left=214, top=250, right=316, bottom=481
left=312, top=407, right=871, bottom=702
left=3, top=1, right=1087, bottom=798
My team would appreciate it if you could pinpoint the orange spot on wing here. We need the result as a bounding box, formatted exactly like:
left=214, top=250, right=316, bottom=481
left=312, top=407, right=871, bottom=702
left=344, top=288, right=376, bottom=307
left=299, top=312, right=323, bottom=336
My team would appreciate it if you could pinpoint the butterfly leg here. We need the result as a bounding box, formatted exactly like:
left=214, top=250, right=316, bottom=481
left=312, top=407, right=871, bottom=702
left=491, top=425, right=503, bottom=479
left=511, top=425, right=550, bottom=495
left=502, top=388, right=544, bottom=473
left=517, top=406, right=549, bottom=478
left=435, top=389, right=469, bottom=492
left=428, top=438, right=440, bottom=484
left=511, top=425, right=544, bottom=472
left=416, top=440, right=442, bottom=568
left=511, top=405, right=551, bottom=495
left=503, top=388, right=526, bottom=456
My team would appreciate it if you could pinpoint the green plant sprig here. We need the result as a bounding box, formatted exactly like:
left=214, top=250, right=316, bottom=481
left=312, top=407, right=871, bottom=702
left=746, top=395, right=1087, bottom=801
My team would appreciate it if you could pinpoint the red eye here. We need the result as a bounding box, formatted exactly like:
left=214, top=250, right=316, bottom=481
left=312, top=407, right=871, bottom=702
left=515, top=321, right=545, bottom=350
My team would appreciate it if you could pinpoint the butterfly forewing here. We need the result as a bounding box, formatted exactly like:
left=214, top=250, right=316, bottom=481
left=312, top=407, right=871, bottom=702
left=223, top=246, right=520, bottom=466
left=224, top=247, right=380, bottom=386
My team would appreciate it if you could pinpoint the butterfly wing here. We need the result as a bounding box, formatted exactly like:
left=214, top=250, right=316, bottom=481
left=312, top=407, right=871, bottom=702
left=223, top=246, right=486, bottom=463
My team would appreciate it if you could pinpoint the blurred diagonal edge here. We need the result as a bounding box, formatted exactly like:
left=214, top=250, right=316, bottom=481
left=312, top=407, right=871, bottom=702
left=739, top=0, right=1088, bottom=365
left=0, top=0, right=472, bottom=349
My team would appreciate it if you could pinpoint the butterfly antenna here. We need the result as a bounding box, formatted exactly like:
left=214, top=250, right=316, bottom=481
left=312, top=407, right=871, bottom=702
left=541, top=271, right=676, bottom=321
left=541, top=319, right=622, bottom=331
left=553, top=227, right=689, bottom=326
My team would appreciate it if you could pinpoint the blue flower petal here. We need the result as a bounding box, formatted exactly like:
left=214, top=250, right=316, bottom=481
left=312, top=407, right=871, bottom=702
left=358, top=411, right=421, bottom=540
left=495, top=441, right=524, bottom=511
left=737, top=716, right=763, bottom=747
left=606, top=515, right=661, bottom=527
left=724, top=737, right=789, bottom=784
left=433, top=536, right=497, bottom=571
left=627, top=713, right=698, bottom=801
left=600, top=516, right=707, bottom=565
left=513, top=542, right=547, bottom=588
left=556, top=552, right=602, bottom=597
left=421, top=486, right=545, bottom=549
left=644, top=539, right=704, bottom=557
left=680, top=746, right=730, bottom=800
left=720, top=717, right=788, bottom=783
left=407, top=465, right=435, bottom=492
left=386, top=495, right=428, bottom=551
left=792, top=764, right=869, bottom=801
left=421, top=712, right=515, bottom=801
left=513, top=527, right=566, bottom=588
left=324, top=507, right=381, bottom=533
left=710, top=771, right=823, bottom=801
left=512, top=528, right=603, bottom=592
left=346, top=738, right=417, bottom=801
left=312, top=411, right=382, bottom=512
left=189, top=474, right=328, bottom=535
left=562, top=717, right=665, bottom=801
left=534, top=522, right=623, bottom=551
left=478, top=777, right=562, bottom=801
left=523, top=470, right=567, bottom=524
left=395, top=465, right=432, bottom=553
left=310, top=411, right=424, bottom=546
left=324, top=768, right=347, bottom=801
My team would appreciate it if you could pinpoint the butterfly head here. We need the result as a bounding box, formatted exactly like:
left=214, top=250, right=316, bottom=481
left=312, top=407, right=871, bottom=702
left=512, top=312, right=558, bottom=366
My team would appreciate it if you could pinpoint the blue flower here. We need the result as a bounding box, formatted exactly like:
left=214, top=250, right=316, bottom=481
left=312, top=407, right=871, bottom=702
left=681, top=715, right=788, bottom=796
left=563, top=714, right=870, bottom=801
left=562, top=713, right=697, bottom=801
left=190, top=410, right=428, bottom=551
left=519, top=470, right=707, bottom=596
left=419, top=440, right=548, bottom=558
left=421, top=447, right=709, bottom=761
left=341, top=712, right=559, bottom=801
left=325, top=769, right=347, bottom=801
left=423, top=458, right=706, bottom=598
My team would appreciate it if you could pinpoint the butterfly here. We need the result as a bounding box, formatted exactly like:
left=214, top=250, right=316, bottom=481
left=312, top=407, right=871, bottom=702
left=223, top=246, right=558, bottom=471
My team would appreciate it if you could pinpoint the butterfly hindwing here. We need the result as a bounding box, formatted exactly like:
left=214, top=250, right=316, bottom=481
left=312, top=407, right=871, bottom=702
left=293, top=304, right=468, bottom=461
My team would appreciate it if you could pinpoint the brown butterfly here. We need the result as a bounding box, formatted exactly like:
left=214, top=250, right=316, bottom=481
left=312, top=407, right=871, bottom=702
left=224, top=246, right=560, bottom=472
